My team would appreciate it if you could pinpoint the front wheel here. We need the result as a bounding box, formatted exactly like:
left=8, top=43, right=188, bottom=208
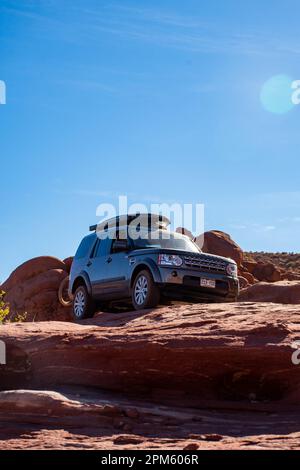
left=132, top=270, right=160, bottom=311
left=72, top=285, right=95, bottom=320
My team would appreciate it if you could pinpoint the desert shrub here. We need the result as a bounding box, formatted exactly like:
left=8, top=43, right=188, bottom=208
left=11, top=312, right=27, bottom=322
left=0, top=291, right=27, bottom=323
left=0, top=291, right=9, bottom=324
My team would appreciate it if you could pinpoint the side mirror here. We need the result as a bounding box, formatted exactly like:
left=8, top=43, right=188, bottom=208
left=113, top=239, right=130, bottom=253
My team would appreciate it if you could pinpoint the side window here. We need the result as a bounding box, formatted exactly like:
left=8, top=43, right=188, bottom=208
left=110, top=230, right=129, bottom=254
left=91, top=237, right=110, bottom=257
left=75, top=236, right=94, bottom=260
left=111, top=239, right=119, bottom=254
left=93, top=239, right=102, bottom=258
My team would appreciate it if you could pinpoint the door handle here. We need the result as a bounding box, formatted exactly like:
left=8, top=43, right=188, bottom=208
left=86, top=260, right=92, bottom=267
left=106, top=257, right=112, bottom=264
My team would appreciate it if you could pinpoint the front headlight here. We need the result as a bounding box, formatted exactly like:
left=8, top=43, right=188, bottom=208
left=158, top=254, right=183, bottom=267
left=226, top=263, right=237, bottom=277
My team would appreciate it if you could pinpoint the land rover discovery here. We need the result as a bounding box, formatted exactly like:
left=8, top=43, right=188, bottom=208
left=69, top=214, right=239, bottom=319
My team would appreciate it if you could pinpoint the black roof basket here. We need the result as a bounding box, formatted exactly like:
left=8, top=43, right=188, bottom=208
left=89, top=213, right=170, bottom=232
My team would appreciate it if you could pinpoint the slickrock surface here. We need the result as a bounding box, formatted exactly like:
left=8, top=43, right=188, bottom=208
left=1, top=302, right=300, bottom=449
left=1, top=388, right=300, bottom=450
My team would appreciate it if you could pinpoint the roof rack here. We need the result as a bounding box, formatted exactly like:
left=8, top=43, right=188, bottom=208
left=89, top=213, right=170, bottom=232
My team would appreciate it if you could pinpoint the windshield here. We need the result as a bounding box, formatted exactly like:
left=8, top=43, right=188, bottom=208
left=130, top=229, right=200, bottom=253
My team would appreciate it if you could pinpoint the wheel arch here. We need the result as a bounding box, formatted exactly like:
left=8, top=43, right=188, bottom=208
left=71, top=272, right=92, bottom=295
left=130, top=260, right=162, bottom=288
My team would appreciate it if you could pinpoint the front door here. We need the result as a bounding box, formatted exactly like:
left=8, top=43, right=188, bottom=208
left=103, top=230, right=131, bottom=299
left=86, top=237, right=111, bottom=299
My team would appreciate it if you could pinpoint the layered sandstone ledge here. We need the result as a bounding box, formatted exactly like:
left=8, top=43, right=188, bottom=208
left=1, top=302, right=300, bottom=401
left=1, top=302, right=300, bottom=449
left=1, top=387, right=300, bottom=450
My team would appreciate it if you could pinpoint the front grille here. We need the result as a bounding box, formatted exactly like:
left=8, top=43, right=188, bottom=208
left=184, top=254, right=227, bottom=274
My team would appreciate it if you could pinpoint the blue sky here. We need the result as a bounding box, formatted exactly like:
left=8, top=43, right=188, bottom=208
left=1, top=0, right=300, bottom=281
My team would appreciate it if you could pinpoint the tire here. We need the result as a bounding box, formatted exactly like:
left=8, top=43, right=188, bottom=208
left=132, top=270, right=160, bottom=311
left=58, top=276, right=72, bottom=307
left=72, top=285, right=95, bottom=320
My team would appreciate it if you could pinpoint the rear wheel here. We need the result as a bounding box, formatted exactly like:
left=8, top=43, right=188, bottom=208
left=132, top=270, right=160, bottom=310
left=72, top=285, right=95, bottom=320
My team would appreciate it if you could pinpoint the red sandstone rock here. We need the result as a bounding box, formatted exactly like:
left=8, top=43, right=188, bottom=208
left=239, top=281, right=300, bottom=304
left=175, top=227, right=194, bottom=240
left=242, top=260, right=258, bottom=274
left=238, top=276, right=249, bottom=289
left=1, top=302, right=299, bottom=401
left=285, top=272, right=300, bottom=281
left=1, top=257, right=70, bottom=322
left=252, top=262, right=282, bottom=283
left=2, top=387, right=300, bottom=450
left=1, top=256, right=67, bottom=292
left=63, top=257, right=74, bottom=273
left=239, top=270, right=257, bottom=285
left=1, top=303, right=300, bottom=449
left=197, top=230, right=243, bottom=267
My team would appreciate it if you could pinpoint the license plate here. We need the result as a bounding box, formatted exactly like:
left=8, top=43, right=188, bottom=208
left=200, top=278, right=216, bottom=289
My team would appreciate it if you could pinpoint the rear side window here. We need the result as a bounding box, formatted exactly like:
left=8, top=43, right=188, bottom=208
left=75, top=235, right=95, bottom=259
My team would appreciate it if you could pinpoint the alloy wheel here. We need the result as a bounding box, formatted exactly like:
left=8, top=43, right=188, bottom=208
left=134, top=275, right=148, bottom=306
left=74, top=290, right=85, bottom=317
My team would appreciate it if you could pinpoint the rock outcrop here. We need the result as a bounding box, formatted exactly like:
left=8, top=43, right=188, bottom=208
left=1, top=302, right=300, bottom=449
left=1, top=257, right=72, bottom=322
left=198, top=230, right=244, bottom=267
left=194, top=230, right=297, bottom=285
left=2, top=387, right=300, bottom=450
left=175, top=227, right=194, bottom=240
left=239, top=270, right=257, bottom=285
left=1, top=302, right=300, bottom=401
left=251, top=262, right=282, bottom=283
left=239, top=281, right=300, bottom=304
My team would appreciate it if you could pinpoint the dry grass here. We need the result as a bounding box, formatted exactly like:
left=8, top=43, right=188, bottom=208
left=245, top=252, right=300, bottom=274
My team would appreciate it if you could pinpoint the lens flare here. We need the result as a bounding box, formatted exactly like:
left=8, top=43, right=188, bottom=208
left=260, top=75, right=295, bottom=114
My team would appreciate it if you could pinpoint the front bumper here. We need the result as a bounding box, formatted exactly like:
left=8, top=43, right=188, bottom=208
left=157, top=267, right=239, bottom=302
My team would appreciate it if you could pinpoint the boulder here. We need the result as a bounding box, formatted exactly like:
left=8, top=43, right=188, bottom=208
left=285, top=272, right=300, bottom=281
left=238, top=276, right=249, bottom=289
left=1, top=257, right=71, bottom=322
left=242, top=260, right=258, bottom=274
left=239, top=270, right=257, bottom=285
left=175, top=227, right=194, bottom=240
left=63, top=257, right=74, bottom=273
left=239, top=281, right=300, bottom=304
left=2, top=256, right=67, bottom=292
left=197, top=231, right=243, bottom=267
left=252, top=262, right=282, bottom=283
